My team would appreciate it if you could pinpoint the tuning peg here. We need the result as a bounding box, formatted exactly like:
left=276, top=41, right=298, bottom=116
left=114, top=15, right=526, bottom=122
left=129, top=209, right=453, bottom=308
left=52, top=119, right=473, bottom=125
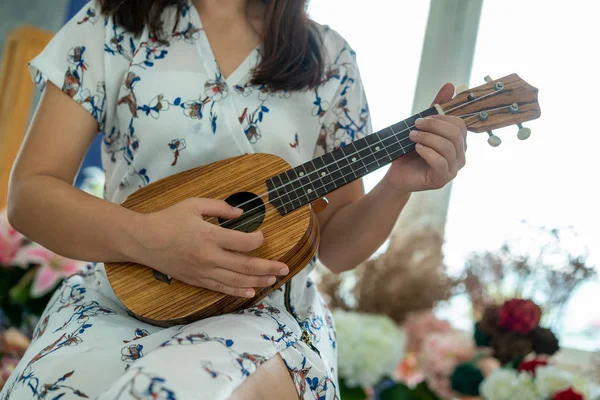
left=517, top=123, right=531, bottom=140
left=487, top=131, right=502, bottom=147
left=456, top=84, right=469, bottom=94
left=484, top=75, right=493, bottom=83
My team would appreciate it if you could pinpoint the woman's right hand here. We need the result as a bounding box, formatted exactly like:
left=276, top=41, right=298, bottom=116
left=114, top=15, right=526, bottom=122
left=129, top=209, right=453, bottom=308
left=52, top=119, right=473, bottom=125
left=129, top=198, right=289, bottom=298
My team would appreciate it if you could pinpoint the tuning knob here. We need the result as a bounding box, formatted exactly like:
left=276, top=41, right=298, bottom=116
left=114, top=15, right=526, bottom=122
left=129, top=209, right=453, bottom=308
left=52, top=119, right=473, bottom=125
left=456, top=84, right=469, bottom=94
left=487, top=131, right=502, bottom=147
left=484, top=75, right=493, bottom=83
left=517, top=123, right=531, bottom=140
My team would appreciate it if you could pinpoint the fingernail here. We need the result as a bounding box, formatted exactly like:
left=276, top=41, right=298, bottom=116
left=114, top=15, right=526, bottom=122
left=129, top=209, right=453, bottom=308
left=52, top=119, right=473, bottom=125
left=245, top=289, right=255, bottom=298
left=279, top=267, right=289, bottom=275
left=409, top=130, right=419, bottom=139
left=415, top=118, right=425, bottom=127
left=267, top=276, right=276, bottom=285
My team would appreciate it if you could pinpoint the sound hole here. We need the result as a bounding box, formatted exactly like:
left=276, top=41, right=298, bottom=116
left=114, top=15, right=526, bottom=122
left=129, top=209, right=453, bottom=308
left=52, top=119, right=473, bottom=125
left=218, top=192, right=266, bottom=232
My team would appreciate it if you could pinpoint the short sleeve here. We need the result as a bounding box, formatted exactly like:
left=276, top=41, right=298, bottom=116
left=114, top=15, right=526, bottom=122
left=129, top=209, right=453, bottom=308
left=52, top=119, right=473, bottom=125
left=314, top=29, right=373, bottom=156
left=28, top=0, right=107, bottom=131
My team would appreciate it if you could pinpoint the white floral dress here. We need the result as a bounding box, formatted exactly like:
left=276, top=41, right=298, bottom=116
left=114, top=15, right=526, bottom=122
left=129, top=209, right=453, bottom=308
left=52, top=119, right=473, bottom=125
left=0, top=1, right=371, bottom=399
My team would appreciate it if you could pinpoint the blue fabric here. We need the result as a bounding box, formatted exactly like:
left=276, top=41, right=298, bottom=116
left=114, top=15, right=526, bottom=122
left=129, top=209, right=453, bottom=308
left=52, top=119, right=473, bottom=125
left=67, top=0, right=103, bottom=185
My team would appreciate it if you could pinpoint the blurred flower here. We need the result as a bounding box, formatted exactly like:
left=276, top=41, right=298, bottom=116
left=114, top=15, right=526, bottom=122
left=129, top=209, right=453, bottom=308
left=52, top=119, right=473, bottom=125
left=553, top=387, right=584, bottom=400
left=13, top=243, right=83, bottom=298
left=0, top=328, right=30, bottom=355
left=403, top=309, right=452, bottom=353
left=0, top=328, right=30, bottom=390
left=535, top=366, right=590, bottom=400
left=479, top=368, right=521, bottom=400
left=497, top=298, right=541, bottom=334
left=518, top=358, right=548, bottom=375
left=420, top=331, right=477, bottom=399
left=0, top=211, right=26, bottom=267
left=333, top=310, right=406, bottom=388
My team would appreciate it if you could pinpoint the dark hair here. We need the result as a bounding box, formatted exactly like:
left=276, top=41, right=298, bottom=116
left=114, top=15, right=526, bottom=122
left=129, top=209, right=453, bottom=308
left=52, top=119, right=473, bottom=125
left=98, top=0, right=324, bottom=92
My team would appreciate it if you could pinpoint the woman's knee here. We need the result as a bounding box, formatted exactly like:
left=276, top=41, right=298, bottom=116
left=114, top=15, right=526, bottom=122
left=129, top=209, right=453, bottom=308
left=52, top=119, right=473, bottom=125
left=228, top=355, right=298, bottom=400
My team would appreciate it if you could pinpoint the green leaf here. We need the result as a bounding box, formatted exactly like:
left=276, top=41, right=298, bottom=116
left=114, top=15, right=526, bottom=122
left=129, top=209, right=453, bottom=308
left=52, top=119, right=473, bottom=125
left=412, top=382, right=441, bottom=400
left=339, top=378, right=367, bottom=400
left=379, top=382, right=414, bottom=400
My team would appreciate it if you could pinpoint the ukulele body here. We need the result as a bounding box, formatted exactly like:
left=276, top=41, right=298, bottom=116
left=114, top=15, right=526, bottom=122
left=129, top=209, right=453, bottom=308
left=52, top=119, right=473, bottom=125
left=105, top=153, right=319, bottom=327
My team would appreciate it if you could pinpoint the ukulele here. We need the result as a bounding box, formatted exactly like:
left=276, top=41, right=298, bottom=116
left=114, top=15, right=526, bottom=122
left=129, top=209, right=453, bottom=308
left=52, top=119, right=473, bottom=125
left=105, top=74, right=541, bottom=327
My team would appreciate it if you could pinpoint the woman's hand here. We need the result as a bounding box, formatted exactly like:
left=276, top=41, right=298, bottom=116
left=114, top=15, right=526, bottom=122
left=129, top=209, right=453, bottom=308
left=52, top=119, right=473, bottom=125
left=130, top=198, right=289, bottom=298
left=384, top=83, right=467, bottom=193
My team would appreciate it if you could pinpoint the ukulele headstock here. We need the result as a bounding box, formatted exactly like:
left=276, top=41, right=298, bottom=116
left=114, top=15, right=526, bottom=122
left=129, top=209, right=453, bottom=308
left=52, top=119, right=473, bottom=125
left=439, top=74, right=541, bottom=147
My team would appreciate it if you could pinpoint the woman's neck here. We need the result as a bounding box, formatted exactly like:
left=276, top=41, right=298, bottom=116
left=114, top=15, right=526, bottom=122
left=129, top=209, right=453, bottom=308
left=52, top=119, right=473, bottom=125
left=194, top=0, right=251, bottom=19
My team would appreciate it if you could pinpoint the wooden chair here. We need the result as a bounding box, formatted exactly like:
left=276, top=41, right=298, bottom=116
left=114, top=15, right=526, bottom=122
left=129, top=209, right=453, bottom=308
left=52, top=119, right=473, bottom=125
left=0, top=26, right=53, bottom=210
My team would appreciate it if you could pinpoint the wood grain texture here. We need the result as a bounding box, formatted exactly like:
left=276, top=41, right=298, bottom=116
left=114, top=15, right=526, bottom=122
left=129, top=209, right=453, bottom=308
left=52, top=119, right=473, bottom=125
left=105, top=153, right=319, bottom=327
left=0, top=26, right=52, bottom=209
left=441, top=73, right=541, bottom=133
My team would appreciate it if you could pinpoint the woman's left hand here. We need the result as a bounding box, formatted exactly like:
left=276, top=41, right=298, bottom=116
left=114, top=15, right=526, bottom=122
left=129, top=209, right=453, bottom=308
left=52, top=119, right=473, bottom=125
left=384, top=83, right=468, bottom=193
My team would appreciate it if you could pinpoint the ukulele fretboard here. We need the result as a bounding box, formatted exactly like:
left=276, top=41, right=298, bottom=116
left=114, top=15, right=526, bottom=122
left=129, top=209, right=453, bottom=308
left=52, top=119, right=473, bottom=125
left=267, top=107, right=439, bottom=215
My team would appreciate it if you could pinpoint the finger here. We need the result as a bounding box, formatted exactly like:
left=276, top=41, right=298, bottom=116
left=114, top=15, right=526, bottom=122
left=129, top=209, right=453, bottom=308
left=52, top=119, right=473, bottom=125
left=188, top=198, right=243, bottom=219
left=430, top=82, right=455, bottom=106
left=410, top=130, right=457, bottom=173
left=210, top=228, right=264, bottom=252
left=211, top=267, right=277, bottom=289
left=415, top=143, right=452, bottom=184
left=430, top=115, right=468, bottom=152
left=415, top=117, right=466, bottom=164
left=213, top=249, right=289, bottom=276
left=196, top=278, right=256, bottom=298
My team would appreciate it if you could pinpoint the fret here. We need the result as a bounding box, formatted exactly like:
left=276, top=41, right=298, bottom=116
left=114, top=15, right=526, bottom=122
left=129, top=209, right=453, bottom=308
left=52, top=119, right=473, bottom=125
left=342, top=143, right=367, bottom=177
left=284, top=170, right=303, bottom=210
left=278, top=173, right=300, bottom=211
left=266, top=178, right=283, bottom=214
left=328, top=150, right=347, bottom=185
left=380, top=130, right=405, bottom=159
left=354, top=137, right=380, bottom=173
left=368, top=131, right=393, bottom=163
left=305, top=160, right=328, bottom=198
left=296, top=164, right=320, bottom=203
left=316, top=153, right=338, bottom=193
left=337, top=146, right=357, bottom=180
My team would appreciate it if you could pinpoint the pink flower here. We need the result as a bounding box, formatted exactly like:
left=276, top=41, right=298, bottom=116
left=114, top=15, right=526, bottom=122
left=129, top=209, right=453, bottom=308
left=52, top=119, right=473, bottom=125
left=13, top=243, right=84, bottom=298
left=420, top=331, right=477, bottom=400
left=404, top=310, right=452, bottom=353
left=0, top=211, right=26, bottom=267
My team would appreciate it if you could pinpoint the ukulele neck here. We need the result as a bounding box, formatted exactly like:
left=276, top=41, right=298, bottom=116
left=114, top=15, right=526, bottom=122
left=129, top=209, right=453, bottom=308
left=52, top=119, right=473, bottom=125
left=267, top=106, right=440, bottom=215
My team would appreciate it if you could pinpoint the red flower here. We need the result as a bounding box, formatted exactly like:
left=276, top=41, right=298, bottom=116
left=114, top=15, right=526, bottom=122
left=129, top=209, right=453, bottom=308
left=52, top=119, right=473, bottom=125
left=497, top=299, right=541, bottom=334
left=517, top=359, right=548, bottom=374
left=553, top=388, right=584, bottom=400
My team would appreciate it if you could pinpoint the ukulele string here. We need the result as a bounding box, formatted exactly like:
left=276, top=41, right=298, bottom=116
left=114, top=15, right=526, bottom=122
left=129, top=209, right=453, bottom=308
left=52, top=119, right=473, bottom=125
left=225, top=110, right=495, bottom=232
left=223, top=87, right=512, bottom=219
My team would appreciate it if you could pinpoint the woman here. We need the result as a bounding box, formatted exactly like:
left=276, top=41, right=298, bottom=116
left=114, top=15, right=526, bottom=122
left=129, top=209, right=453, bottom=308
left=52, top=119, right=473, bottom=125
left=1, top=0, right=467, bottom=398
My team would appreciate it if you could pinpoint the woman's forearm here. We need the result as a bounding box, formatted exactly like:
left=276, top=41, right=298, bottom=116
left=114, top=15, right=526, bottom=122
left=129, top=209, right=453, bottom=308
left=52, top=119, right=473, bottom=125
left=7, top=174, right=143, bottom=263
left=317, top=178, right=411, bottom=273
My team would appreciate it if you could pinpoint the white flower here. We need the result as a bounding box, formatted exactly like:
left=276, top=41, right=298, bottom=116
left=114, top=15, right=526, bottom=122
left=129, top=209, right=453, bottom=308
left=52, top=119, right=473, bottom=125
left=515, top=372, right=540, bottom=400
left=480, top=368, right=519, bottom=400
left=333, top=310, right=405, bottom=388
left=535, top=365, right=574, bottom=398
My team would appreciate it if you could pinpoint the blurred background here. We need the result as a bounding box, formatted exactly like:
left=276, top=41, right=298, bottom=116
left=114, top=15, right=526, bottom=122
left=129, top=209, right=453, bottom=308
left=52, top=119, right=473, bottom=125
left=1, top=0, right=599, bottom=398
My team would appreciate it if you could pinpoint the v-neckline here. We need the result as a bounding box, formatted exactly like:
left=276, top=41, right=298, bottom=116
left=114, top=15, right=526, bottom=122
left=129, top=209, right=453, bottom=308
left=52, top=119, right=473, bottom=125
left=188, top=3, right=260, bottom=87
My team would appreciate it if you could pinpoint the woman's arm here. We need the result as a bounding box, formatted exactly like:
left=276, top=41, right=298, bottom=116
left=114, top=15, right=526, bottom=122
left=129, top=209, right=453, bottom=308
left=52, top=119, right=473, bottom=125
left=316, top=179, right=410, bottom=274
left=9, top=83, right=286, bottom=298
left=317, top=84, right=466, bottom=274
left=8, top=83, right=143, bottom=262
